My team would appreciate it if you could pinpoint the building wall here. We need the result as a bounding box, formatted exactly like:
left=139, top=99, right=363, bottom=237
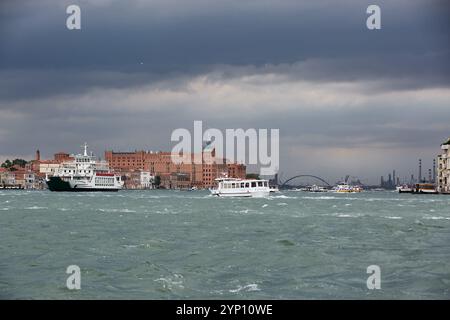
left=140, top=171, right=155, bottom=189
left=105, top=149, right=246, bottom=189
left=437, top=143, right=450, bottom=193
left=39, top=163, right=61, bottom=176
left=105, top=151, right=146, bottom=170
left=54, top=152, right=73, bottom=163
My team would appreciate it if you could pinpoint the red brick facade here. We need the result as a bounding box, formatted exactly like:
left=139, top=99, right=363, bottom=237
left=105, top=149, right=246, bottom=189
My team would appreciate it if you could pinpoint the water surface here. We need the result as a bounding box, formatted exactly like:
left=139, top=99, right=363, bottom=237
left=0, top=190, right=449, bottom=299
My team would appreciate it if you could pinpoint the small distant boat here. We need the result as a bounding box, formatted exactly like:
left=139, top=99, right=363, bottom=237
left=309, top=185, right=328, bottom=193
left=397, top=184, right=413, bottom=193
left=332, top=183, right=363, bottom=193
left=269, top=185, right=280, bottom=193
left=189, top=186, right=198, bottom=191
left=210, top=177, right=270, bottom=198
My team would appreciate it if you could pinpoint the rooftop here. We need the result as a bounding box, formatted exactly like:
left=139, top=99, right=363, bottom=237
left=442, top=137, right=450, bottom=145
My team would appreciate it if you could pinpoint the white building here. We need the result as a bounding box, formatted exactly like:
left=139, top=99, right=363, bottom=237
left=24, top=172, right=36, bottom=189
left=437, top=137, right=450, bottom=194
left=140, top=171, right=155, bottom=189
left=39, top=163, right=61, bottom=176
left=0, top=171, right=15, bottom=186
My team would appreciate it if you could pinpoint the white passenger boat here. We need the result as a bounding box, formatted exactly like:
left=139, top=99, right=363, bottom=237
left=210, top=178, right=271, bottom=198
left=397, top=184, right=413, bottom=193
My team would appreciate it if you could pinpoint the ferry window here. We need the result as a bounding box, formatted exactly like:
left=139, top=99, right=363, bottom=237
left=232, top=183, right=235, bottom=188
left=258, top=181, right=263, bottom=187
left=264, top=181, right=268, bottom=187
left=241, top=183, right=244, bottom=188
left=251, top=182, right=256, bottom=187
left=245, top=183, right=249, bottom=188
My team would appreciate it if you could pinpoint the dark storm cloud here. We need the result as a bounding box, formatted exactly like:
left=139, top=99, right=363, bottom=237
left=0, top=0, right=448, bottom=101
left=0, top=0, right=449, bottom=182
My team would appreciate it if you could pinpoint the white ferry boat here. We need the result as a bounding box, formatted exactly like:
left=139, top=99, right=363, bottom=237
left=210, top=177, right=271, bottom=198
left=46, top=143, right=123, bottom=192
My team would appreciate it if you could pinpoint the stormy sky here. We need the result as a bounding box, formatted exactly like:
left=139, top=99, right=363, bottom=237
left=0, top=0, right=449, bottom=184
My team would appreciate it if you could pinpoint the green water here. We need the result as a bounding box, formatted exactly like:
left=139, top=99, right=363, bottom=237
left=0, top=190, right=449, bottom=299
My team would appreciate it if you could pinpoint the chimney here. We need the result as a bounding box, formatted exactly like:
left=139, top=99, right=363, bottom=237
left=419, top=159, right=422, bottom=182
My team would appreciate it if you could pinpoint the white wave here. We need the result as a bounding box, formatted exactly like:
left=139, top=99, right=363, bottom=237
left=154, top=274, right=184, bottom=290
left=271, top=195, right=297, bottom=199
left=97, top=208, right=136, bottom=213
left=423, top=216, right=450, bottom=220
left=301, top=196, right=338, bottom=200
left=229, top=283, right=260, bottom=293
left=25, top=206, right=48, bottom=210
left=383, top=216, right=402, bottom=220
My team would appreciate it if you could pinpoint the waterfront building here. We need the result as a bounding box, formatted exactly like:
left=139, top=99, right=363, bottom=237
left=437, top=137, right=450, bottom=194
left=35, top=151, right=74, bottom=177
left=39, top=161, right=63, bottom=176
left=140, top=171, right=155, bottom=189
left=0, top=169, right=15, bottom=186
left=105, top=144, right=246, bottom=189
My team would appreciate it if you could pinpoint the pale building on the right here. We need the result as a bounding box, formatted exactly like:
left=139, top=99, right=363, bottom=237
left=437, top=137, right=450, bottom=194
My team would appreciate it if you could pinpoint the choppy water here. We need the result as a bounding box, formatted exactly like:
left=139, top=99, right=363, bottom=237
left=0, top=189, right=449, bottom=299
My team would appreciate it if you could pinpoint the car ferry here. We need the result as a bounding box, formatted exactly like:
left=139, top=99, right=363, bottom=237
left=46, top=143, right=123, bottom=192
left=210, top=177, right=271, bottom=198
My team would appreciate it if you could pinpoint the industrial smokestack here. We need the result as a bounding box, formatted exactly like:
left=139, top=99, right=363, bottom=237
left=419, top=159, right=422, bottom=182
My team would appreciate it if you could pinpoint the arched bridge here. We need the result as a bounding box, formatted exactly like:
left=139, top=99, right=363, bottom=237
left=280, top=175, right=331, bottom=187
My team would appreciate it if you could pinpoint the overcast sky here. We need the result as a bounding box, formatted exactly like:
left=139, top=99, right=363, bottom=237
left=0, top=0, right=449, bottom=184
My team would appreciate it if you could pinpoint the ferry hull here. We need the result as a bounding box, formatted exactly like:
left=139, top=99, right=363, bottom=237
left=211, top=190, right=270, bottom=198
left=46, top=177, right=119, bottom=192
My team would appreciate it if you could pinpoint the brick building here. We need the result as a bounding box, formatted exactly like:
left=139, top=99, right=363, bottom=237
left=105, top=144, right=246, bottom=189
